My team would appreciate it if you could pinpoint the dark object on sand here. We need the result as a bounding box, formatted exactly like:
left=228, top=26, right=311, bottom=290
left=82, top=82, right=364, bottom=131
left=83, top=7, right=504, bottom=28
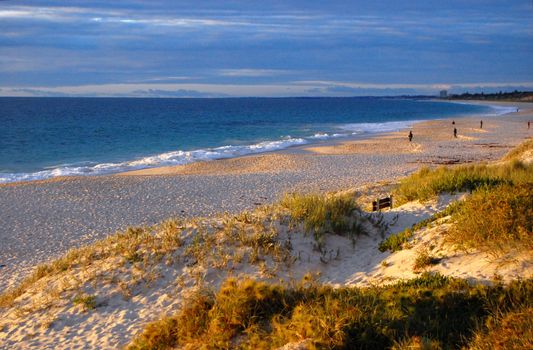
left=408, top=130, right=413, bottom=142
left=452, top=120, right=455, bottom=125
left=373, top=196, right=393, bottom=211
left=480, top=120, right=483, bottom=129
left=529, top=121, right=531, bottom=129
left=454, top=128, right=458, bottom=138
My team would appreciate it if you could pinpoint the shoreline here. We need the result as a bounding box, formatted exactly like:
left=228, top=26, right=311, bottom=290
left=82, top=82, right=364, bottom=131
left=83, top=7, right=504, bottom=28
left=1, top=100, right=532, bottom=291
left=0, top=99, right=521, bottom=185
left=118, top=99, right=529, bottom=177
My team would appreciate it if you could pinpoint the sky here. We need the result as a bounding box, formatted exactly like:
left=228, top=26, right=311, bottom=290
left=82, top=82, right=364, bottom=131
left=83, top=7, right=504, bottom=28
left=0, top=0, right=532, bottom=97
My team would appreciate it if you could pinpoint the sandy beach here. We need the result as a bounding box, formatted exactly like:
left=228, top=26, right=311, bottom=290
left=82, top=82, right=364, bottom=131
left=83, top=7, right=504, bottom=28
left=1, top=101, right=532, bottom=291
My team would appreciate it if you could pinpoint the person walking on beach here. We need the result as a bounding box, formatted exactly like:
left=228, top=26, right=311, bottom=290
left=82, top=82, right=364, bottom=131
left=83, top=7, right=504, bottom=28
left=529, top=121, right=531, bottom=130
left=408, top=130, right=413, bottom=142
left=452, top=120, right=455, bottom=125
left=454, top=128, right=457, bottom=138
left=480, top=120, right=483, bottom=129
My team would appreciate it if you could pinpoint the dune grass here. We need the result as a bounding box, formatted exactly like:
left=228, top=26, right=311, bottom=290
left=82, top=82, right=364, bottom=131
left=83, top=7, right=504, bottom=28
left=503, top=138, right=533, bottom=161
left=128, top=274, right=532, bottom=350
left=386, top=157, right=532, bottom=256
left=468, top=307, right=533, bottom=349
left=446, top=183, right=533, bottom=254
left=280, top=193, right=366, bottom=249
left=0, top=191, right=372, bottom=310
left=393, top=161, right=532, bottom=204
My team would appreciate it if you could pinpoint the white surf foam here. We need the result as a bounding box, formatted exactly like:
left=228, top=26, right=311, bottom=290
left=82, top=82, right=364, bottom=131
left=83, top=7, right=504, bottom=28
left=340, top=120, right=424, bottom=134
left=0, top=137, right=308, bottom=184
left=485, top=104, right=518, bottom=116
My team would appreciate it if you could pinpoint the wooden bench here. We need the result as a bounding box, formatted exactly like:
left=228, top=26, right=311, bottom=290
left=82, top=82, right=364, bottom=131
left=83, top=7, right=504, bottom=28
left=372, top=196, right=393, bottom=211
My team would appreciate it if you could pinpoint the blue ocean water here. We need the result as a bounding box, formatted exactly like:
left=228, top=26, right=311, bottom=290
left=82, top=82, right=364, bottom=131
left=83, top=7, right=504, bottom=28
left=0, top=97, right=512, bottom=183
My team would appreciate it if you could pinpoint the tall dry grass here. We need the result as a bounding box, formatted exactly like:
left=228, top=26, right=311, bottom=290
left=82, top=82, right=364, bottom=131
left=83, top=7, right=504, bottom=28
left=394, top=161, right=532, bottom=204
left=128, top=274, right=533, bottom=350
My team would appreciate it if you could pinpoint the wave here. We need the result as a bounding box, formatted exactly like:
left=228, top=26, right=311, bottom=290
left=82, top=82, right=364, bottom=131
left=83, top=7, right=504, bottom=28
left=445, top=101, right=518, bottom=116
left=339, top=120, right=423, bottom=134
left=485, top=104, right=518, bottom=116
left=0, top=119, right=427, bottom=184
left=0, top=137, right=307, bottom=183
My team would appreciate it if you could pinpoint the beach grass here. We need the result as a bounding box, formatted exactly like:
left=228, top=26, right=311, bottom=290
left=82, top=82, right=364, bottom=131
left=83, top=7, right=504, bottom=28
left=393, top=161, right=532, bottom=205
left=382, top=162, right=532, bottom=256
left=446, top=183, right=533, bottom=254
left=0, top=192, right=369, bottom=310
left=503, top=137, right=533, bottom=161
left=280, top=192, right=367, bottom=249
left=128, top=274, right=532, bottom=350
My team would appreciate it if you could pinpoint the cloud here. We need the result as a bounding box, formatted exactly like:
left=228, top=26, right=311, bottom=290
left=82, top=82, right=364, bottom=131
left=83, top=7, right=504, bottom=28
left=9, top=88, right=70, bottom=97
left=218, top=69, right=289, bottom=77
left=130, top=88, right=225, bottom=97
left=1, top=1, right=531, bottom=92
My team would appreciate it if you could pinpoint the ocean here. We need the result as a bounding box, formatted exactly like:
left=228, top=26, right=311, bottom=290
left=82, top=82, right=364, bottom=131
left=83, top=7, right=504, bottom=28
left=0, top=97, right=513, bottom=183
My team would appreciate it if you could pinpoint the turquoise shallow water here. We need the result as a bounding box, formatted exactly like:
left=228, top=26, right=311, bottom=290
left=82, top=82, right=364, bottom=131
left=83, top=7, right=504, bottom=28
left=0, top=97, right=510, bottom=183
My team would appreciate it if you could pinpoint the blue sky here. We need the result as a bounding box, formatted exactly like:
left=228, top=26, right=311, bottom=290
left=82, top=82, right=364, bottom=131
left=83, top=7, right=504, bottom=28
left=0, top=0, right=532, bottom=97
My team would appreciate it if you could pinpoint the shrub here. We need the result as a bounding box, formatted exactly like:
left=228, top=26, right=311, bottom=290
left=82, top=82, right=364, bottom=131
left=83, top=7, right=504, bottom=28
left=72, top=293, right=97, bottom=311
left=413, top=248, right=440, bottom=272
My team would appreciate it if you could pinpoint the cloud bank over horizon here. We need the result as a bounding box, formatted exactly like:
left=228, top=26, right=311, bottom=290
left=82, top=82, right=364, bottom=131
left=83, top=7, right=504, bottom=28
left=1, top=0, right=532, bottom=97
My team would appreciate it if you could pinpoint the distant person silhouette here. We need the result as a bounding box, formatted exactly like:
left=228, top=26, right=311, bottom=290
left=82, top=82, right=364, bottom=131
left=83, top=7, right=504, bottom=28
left=408, top=130, right=413, bottom=142
left=452, top=120, right=455, bottom=125
left=529, top=121, right=531, bottom=130
left=480, top=120, right=483, bottom=129
left=454, top=128, right=457, bottom=138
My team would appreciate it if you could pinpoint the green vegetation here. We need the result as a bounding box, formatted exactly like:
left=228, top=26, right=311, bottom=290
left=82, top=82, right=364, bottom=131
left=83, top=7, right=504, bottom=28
left=280, top=193, right=366, bottom=248
left=393, top=161, right=532, bottom=204
left=448, top=90, right=533, bottom=102
left=72, top=293, right=97, bottom=311
left=447, top=183, right=533, bottom=254
left=412, top=248, right=440, bottom=272
left=128, top=274, right=533, bottom=350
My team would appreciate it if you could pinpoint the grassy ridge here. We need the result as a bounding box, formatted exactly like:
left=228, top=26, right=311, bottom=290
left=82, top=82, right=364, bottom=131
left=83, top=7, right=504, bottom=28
left=447, top=183, right=532, bottom=254
left=393, top=161, right=532, bottom=204
left=128, top=274, right=533, bottom=350
left=382, top=155, right=532, bottom=255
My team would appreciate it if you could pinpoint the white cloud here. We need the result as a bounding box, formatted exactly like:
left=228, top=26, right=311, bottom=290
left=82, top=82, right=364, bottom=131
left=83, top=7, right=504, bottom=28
left=218, top=69, right=289, bottom=77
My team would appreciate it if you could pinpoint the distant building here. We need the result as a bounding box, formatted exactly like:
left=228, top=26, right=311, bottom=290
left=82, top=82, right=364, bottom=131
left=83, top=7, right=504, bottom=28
left=439, top=90, right=448, bottom=98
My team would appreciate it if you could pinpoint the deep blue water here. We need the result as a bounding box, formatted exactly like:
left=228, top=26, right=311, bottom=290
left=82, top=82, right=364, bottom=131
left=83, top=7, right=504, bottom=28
left=0, top=97, right=509, bottom=183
